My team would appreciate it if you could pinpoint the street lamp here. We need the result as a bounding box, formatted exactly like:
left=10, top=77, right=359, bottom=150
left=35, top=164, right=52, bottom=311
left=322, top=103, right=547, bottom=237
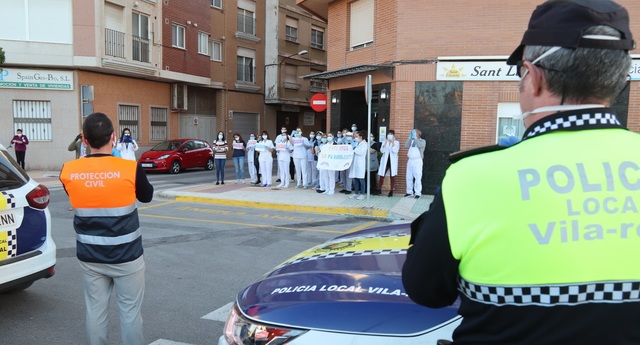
left=279, top=49, right=308, bottom=66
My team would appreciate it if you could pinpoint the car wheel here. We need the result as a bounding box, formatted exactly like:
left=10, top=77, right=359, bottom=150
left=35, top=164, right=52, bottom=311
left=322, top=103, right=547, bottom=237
left=205, top=158, right=214, bottom=171
left=1, top=281, right=33, bottom=294
left=170, top=161, right=181, bottom=174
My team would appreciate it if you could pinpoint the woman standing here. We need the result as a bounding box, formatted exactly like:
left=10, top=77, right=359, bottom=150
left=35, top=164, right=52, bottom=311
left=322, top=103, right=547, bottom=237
left=116, top=128, right=139, bottom=161
left=246, top=134, right=258, bottom=184
left=320, top=133, right=336, bottom=195
left=10, top=129, right=29, bottom=169
left=257, top=130, right=275, bottom=187
left=349, top=131, right=368, bottom=200
left=231, top=133, right=246, bottom=183
left=376, top=130, right=400, bottom=197
left=213, top=131, right=228, bottom=185
left=275, top=132, right=292, bottom=188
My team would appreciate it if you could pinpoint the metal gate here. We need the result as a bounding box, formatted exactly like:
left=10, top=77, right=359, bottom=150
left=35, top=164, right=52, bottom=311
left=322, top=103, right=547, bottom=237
left=231, top=112, right=259, bottom=139
left=179, top=114, right=216, bottom=144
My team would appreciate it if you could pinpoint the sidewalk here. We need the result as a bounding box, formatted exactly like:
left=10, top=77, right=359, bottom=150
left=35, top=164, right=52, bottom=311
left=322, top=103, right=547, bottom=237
left=29, top=170, right=432, bottom=221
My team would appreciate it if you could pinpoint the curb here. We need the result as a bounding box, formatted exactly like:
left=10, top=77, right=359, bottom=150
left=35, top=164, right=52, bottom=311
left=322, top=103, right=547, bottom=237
left=156, top=191, right=390, bottom=219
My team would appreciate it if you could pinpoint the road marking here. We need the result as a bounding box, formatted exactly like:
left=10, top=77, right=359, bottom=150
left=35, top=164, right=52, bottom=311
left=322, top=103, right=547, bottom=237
left=138, top=213, right=345, bottom=234
left=202, top=301, right=234, bottom=322
left=149, top=340, right=194, bottom=345
left=138, top=200, right=177, bottom=210
left=346, top=220, right=380, bottom=234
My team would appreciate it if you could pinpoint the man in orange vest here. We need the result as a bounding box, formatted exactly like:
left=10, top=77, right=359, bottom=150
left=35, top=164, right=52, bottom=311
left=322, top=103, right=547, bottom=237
left=60, top=112, right=153, bottom=345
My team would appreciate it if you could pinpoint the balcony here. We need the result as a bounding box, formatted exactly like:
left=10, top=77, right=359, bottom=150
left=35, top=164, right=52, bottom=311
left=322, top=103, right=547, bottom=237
left=132, top=34, right=150, bottom=63
left=105, top=28, right=125, bottom=58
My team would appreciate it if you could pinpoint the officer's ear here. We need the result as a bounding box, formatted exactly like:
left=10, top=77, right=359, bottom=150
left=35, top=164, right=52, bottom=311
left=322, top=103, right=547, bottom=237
left=81, top=132, right=89, bottom=146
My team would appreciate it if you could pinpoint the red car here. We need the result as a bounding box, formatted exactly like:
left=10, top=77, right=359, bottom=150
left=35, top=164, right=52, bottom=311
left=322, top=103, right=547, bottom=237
left=138, top=139, right=214, bottom=174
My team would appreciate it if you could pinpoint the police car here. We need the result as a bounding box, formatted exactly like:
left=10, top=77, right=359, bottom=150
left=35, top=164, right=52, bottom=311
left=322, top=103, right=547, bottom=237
left=0, top=144, right=56, bottom=293
left=218, top=223, right=460, bottom=345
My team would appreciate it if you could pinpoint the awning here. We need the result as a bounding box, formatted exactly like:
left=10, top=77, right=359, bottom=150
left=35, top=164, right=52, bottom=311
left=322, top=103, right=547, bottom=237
left=302, top=64, right=394, bottom=80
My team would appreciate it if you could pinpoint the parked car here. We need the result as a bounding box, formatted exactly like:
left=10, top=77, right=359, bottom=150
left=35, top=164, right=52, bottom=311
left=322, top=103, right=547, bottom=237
left=138, top=139, right=215, bottom=174
left=0, top=144, right=56, bottom=293
left=218, top=223, right=461, bottom=345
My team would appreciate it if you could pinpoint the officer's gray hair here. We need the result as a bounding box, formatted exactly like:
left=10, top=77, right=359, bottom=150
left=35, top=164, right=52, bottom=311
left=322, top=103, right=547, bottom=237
left=523, top=25, right=631, bottom=104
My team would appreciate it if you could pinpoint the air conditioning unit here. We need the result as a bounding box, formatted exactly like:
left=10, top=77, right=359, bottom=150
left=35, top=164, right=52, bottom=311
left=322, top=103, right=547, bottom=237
left=171, top=84, right=188, bottom=111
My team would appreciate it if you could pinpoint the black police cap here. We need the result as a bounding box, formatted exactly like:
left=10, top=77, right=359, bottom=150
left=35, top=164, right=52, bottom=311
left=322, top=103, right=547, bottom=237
left=507, top=0, right=635, bottom=65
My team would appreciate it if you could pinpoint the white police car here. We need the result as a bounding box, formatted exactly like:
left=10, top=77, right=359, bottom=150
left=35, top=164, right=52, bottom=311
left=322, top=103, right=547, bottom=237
left=219, top=223, right=461, bottom=345
left=0, top=144, right=56, bottom=293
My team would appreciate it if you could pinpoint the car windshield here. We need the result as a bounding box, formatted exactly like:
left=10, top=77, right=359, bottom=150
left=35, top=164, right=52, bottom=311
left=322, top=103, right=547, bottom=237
left=0, top=149, right=28, bottom=191
left=151, top=141, right=182, bottom=151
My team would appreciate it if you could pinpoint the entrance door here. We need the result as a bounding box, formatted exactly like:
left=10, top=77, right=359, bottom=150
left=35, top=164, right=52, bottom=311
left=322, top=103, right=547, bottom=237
left=277, top=112, right=299, bottom=132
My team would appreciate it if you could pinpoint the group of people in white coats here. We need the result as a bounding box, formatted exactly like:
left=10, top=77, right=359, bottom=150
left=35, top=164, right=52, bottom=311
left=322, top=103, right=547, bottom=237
left=229, top=125, right=426, bottom=199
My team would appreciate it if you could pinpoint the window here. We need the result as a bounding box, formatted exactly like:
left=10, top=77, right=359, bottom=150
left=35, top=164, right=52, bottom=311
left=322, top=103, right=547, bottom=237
left=285, top=17, right=298, bottom=42
left=132, top=12, right=150, bottom=62
left=311, top=25, right=324, bottom=50
left=210, top=40, right=222, bottom=61
left=237, top=9, right=255, bottom=35
left=350, top=0, right=374, bottom=50
left=284, top=64, right=300, bottom=89
left=172, top=24, right=185, bottom=48
left=150, top=107, right=168, bottom=141
left=237, top=47, right=255, bottom=83
left=13, top=100, right=52, bottom=141
left=118, top=105, right=139, bottom=140
left=198, top=32, right=210, bottom=55
left=496, top=103, right=525, bottom=142
left=211, top=0, right=222, bottom=9
left=105, top=3, right=125, bottom=58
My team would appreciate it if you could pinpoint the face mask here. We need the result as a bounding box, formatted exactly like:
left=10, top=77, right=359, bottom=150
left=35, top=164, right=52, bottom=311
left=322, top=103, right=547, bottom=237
left=234, top=137, right=239, bottom=141
left=337, top=134, right=342, bottom=138
left=250, top=136, right=255, bottom=140
left=387, top=134, right=393, bottom=140
left=218, top=134, right=223, bottom=139
left=296, top=133, right=302, bottom=138
left=262, top=135, right=268, bottom=139
left=309, top=134, right=315, bottom=139
left=327, top=136, right=333, bottom=141
left=370, top=136, right=374, bottom=141
left=351, top=127, right=357, bottom=131
left=513, top=104, right=605, bottom=120
left=321, top=138, right=327, bottom=143
left=354, top=138, right=359, bottom=143
left=281, top=129, right=287, bottom=133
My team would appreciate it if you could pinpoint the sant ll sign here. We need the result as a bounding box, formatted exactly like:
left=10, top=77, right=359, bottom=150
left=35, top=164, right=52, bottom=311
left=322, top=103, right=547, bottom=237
left=437, top=59, right=640, bottom=81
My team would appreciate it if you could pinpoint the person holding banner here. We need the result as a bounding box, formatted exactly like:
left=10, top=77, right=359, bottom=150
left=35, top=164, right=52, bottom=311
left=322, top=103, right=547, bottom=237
left=306, top=131, right=318, bottom=188
left=276, top=132, right=293, bottom=188
left=257, top=130, right=275, bottom=187
left=376, top=130, right=400, bottom=197
left=231, top=133, right=246, bottom=183
left=246, top=134, right=258, bottom=184
left=319, top=133, right=336, bottom=195
left=348, top=131, right=368, bottom=201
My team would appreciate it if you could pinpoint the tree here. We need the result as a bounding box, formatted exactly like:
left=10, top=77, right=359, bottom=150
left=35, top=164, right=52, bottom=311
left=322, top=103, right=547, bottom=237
left=0, top=47, right=5, bottom=71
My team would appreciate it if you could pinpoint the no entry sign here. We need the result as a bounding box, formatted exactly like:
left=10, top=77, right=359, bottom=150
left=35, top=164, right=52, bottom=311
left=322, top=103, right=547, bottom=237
left=310, top=93, right=328, bottom=112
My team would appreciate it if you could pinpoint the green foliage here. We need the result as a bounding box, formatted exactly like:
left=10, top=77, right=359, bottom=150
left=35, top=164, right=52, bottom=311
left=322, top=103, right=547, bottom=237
left=0, top=47, right=4, bottom=70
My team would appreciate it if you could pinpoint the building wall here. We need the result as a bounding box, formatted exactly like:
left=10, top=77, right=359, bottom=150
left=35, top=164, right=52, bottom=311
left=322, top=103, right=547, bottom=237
left=78, top=71, right=172, bottom=155
left=163, top=0, right=211, bottom=77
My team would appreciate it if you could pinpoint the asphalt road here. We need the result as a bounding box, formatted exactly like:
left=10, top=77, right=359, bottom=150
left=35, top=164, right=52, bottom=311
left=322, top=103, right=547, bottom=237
left=0, top=171, right=385, bottom=345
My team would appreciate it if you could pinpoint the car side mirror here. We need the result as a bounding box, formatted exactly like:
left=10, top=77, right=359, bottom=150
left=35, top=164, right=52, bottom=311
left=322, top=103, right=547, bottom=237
left=180, top=148, right=187, bottom=153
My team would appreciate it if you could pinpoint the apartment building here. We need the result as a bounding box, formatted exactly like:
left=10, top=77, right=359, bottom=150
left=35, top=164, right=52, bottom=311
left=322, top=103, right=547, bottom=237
left=0, top=0, right=326, bottom=170
left=297, top=0, right=640, bottom=194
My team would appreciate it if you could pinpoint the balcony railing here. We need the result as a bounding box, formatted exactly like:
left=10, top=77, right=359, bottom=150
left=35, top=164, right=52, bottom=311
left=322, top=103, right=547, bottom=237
left=237, top=13, right=255, bottom=35
left=105, top=28, right=125, bottom=58
left=132, top=34, right=150, bottom=63
left=237, top=63, right=255, bottom=82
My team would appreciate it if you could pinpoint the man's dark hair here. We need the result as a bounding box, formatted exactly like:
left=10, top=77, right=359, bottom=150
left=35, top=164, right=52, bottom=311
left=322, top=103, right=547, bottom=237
left=83, top=112, right=114, bottom=149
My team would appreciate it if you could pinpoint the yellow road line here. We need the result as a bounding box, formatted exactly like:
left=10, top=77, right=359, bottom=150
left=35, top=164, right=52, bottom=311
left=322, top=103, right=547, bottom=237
left=139, top=213, right=346, bottom=234
left=174, top=195, right=389, bottom=218
left=138, top=200, right=177, bottom=210
left=345, top=220, right=380, bottom=234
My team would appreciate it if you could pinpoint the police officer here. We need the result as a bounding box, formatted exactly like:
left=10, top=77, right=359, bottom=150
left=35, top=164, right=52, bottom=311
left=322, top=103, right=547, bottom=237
left=60, top=112, right=153, bottom=345
left=402, top=1, right=640, bottom=343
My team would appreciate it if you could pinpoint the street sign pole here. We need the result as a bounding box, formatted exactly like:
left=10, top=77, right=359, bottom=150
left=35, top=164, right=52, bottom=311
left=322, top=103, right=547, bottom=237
left=365, top=75, right=372, bottom=202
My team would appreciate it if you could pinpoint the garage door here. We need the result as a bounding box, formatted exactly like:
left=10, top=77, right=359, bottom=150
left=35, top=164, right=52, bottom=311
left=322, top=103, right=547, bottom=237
left=232, top=112, right=259, bottom=139
left=180, top=114, right=216, bottom=144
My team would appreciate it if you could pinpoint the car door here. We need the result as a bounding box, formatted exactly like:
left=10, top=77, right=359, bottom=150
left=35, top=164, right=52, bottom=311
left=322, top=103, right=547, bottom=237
left=182, top=140, right=198, bottom=168
left=193, top=140, right=207, bottom=166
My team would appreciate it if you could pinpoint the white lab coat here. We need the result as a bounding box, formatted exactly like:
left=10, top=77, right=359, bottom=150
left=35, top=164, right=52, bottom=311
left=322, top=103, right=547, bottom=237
left=377, top=139, right=400, bottom=176
left=349, top=140, right=368, bottom=179
left=117, top=140, right=138, bottom=161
